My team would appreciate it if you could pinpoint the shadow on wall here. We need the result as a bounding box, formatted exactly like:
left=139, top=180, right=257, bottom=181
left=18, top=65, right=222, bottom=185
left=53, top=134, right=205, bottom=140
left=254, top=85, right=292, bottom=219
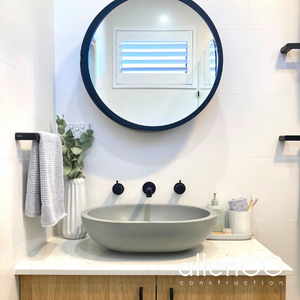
left=55, top=36, right=227, bottom=169
left=274, top=145, right=300, bottom=293
left=101, top=190, right=184, bottom=207
left=78, top=80, right=219, bottom=164
left=274, top=42, right=300, bottom=294
left=56, top=50, right=225, bottom=166
left=55, top=38, right=231, bottom=208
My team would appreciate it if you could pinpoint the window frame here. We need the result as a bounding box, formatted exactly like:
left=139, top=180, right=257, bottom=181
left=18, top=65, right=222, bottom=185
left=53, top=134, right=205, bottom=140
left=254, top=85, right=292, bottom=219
left=112, top=27, right=197, bottom=89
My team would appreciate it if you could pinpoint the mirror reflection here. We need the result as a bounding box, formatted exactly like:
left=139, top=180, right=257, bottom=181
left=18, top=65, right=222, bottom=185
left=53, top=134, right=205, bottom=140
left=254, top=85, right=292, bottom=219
left=88, top=0, right=220, bottom=127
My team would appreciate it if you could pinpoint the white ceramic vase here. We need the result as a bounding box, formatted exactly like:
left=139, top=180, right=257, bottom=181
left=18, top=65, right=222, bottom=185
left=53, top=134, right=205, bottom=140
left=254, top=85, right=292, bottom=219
left=62, top=178, right=87, bottom=239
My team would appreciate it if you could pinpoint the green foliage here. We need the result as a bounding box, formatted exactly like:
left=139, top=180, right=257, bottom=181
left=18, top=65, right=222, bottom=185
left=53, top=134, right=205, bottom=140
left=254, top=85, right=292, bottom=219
left=71, top=147, right=83, bottom=156
left=81, top=141, right=92, bottom=151
left=57, top=125, right=65, bottom=135
left=56, top=115, right=94, bottom=179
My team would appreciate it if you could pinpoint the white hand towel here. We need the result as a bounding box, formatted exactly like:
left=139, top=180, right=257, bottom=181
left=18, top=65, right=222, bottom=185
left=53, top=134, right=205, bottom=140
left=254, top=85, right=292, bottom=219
left=25, top=132, right=67, bottom=227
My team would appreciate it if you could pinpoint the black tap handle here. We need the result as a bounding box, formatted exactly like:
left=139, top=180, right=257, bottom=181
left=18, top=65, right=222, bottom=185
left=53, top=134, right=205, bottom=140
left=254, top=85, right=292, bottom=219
left=174, top=180, right=186, bottom=195
left=112, top=180, right=124, bottom=195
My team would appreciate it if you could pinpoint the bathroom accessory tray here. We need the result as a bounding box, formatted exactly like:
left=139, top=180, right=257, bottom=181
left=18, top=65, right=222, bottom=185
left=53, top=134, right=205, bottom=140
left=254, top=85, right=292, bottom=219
left=207, top=232, right=254, bottom=241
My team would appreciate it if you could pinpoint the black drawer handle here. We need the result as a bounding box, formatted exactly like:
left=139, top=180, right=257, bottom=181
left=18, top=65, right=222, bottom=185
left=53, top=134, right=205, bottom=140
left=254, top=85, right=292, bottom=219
left=139, top=287, right=143, bottom=300
left=170, top=288, right=174, bottom=300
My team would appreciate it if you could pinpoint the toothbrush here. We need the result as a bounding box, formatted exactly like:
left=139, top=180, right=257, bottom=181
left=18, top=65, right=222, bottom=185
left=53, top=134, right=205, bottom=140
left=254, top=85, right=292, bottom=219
left=252, top=199, right=258, bottom=209
left=248, top=197, right=258, bottom=212
left=247, top=195, right=255, bottom=212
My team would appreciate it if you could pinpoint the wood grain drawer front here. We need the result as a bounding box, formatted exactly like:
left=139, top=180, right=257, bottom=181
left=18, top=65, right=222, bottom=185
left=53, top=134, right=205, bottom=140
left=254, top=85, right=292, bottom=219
left=157, top=276, right=286, bottom=300
left=21, top=275, right=156, bottom=300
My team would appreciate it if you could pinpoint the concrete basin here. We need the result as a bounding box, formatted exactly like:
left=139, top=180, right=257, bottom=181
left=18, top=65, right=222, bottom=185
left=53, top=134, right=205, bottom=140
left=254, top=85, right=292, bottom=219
left=81, top=204, right=217, bottom=252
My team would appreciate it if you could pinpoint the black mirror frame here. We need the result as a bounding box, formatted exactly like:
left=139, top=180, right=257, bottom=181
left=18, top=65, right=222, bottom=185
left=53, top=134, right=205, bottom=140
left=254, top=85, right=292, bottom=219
left=80, top=0, right=223, bottom=132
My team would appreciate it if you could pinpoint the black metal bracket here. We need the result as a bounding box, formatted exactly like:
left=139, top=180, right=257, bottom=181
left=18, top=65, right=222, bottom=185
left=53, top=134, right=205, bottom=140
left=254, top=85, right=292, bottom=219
left=279, top=135, right=300, bottom=141
left=139, top=287, right=143, bottom=300
left=15, top=132, right=40, bottom=142
left=280, top=43, right=300, bottom=54
left=170, top=288, right=174, bottom=300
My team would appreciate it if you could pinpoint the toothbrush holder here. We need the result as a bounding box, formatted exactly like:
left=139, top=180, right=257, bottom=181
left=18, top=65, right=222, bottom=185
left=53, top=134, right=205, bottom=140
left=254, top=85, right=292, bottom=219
left=228, top=210, right=253, bottom=234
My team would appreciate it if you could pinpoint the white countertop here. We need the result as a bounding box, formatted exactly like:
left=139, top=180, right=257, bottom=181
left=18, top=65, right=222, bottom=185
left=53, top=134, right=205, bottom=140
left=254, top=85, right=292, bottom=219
left=15, top=236, right=293, bottom=276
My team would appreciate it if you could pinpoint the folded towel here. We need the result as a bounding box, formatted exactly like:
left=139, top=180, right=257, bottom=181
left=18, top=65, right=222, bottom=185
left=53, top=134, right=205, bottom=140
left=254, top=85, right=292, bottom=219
left=25, top=132, right=67, bottom=227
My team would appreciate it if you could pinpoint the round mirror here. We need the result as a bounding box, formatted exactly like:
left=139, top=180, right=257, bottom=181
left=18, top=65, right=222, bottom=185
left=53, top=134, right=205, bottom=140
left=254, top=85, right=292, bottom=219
left=80, top=0, right=223, bottom=131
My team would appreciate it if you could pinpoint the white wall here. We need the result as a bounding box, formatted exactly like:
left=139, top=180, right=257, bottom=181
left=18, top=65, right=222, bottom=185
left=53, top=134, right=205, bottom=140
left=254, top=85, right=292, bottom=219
left=55, top=0, right=300, bottom=298
left=0, top=0, right=55, bottom=299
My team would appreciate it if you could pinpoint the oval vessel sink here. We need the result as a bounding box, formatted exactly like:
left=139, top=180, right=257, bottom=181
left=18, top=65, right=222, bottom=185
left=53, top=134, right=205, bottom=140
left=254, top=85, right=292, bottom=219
left=81, top=204, right=217, bottom=253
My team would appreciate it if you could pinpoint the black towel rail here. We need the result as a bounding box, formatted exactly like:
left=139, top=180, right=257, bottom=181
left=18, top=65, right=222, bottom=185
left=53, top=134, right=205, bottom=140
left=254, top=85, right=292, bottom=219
left=279, top=135, right=300, bottom=141
left=280, top=43, right=300, bottom=54
left=15, top=133, right=40, bottom=142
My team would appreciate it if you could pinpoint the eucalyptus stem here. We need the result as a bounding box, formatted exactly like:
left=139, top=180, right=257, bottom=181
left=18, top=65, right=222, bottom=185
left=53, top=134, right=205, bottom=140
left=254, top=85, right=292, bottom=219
left=56, top=115, right=94, bottom=179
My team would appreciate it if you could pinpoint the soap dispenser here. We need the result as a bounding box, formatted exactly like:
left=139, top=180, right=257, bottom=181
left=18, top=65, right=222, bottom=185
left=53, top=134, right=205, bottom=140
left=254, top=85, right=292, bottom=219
left=208, top=193, right=225, bottom=232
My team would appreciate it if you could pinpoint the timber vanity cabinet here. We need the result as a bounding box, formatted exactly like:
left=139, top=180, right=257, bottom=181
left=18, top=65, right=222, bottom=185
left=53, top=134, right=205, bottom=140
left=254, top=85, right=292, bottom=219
left=20, top=275, right=286, bottom=300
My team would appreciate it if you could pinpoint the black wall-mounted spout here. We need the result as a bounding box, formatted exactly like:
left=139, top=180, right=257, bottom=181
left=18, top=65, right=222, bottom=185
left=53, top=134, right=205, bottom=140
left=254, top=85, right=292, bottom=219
left=142, top=182, right=156, bottom=198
